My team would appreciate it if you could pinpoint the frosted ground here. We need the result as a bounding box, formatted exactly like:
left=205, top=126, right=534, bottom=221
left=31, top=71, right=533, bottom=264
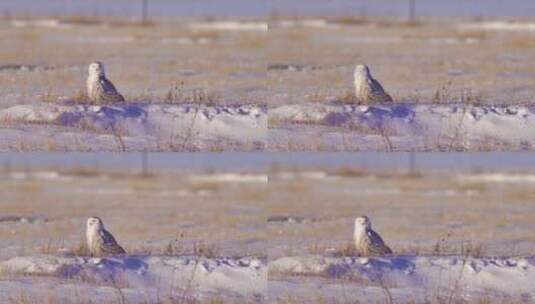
left=268, top=18, right=535, bottom=151
left=0, top=17, right=267, bottom=151
left=0, top=166, right=267, bottom=302
left=267, top=167, right=535, bottom=303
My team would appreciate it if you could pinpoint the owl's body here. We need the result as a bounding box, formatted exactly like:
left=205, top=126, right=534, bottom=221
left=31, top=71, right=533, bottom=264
left=86, top=217, right=126, bottom=257
left=353, top=216, right=392, bottom=256
left=353, top=65, right=393, bottom=104
left=86, top=62, right=125, bottom=104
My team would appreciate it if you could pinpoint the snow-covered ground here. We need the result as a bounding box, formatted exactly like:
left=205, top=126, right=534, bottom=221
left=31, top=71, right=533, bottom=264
left=458, top=21, right=535, bottom=32
left=6, top=253, right=533, bottom=303
left=13, top=101, right=534, bottom=152
left=0, top=103, right=266, bottom=151
left=270, top=102, right=535, bottom=151
left=269, top=255, right=535, bottom=303
left=187, top=21, right=267, bottom=32
left=0, top=255, right=266, bottom=302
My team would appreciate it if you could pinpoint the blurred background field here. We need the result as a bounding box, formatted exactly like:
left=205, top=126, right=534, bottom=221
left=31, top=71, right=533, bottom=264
left=266, top=153, right=535, bottom=262
left=2, top=152, right=534, bottom=261
left=0, top=153, right=268, bottom=261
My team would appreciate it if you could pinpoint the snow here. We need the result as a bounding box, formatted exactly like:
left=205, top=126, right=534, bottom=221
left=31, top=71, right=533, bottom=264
left=187, top=21, right=267, bottom=32
left=274, top=171, right=332, bottom=180
left=189, top=173, right=268, bottom=183
left=0, top=280, right=163, bottom=304
left=0, top=103, right=266, bottom=151
left=11, top=19, right=72, bottom=29
left=458, top=173, right=535, bottom=183
left=0, top=255, right=266, bottom=301
left=9, top=170, right=69, bottom=181
left=458, top=21, right=535, bottom=32
left=270, top=103, right=535, bottom=150
left=275, top=19, right=340, bottom=30
left=269, top=255, right=535, bottom=302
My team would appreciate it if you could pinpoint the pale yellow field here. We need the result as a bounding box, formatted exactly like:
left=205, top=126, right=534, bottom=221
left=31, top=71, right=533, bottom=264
left=0, top=168, right=267, bottom=260
left=267, top=18, right=535, bottom=107
left=267, top=168, right=535, bottom=259
left=0, top=18, right=267, bottom=108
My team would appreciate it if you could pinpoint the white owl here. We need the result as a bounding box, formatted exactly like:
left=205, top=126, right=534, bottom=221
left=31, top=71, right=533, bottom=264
left=86, top=216, right=126, bottom=257
left=86, top=61, right=125, bottom=104
left=353, top=64, right=393, bottom=104
left=353, top=216, right=392, bottom=256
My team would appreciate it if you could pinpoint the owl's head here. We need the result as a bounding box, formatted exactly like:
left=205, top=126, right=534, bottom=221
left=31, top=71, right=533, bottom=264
left=355, top=215, right=371, bottom=230
left=88, top=61, right=105, bottom=77
left=354, top=64, right=371, bottom=79
left=87, top=216, right=104, bottom=230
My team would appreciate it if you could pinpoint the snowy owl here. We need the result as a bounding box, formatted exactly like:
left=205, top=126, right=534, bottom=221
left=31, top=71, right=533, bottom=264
left=86, top=61, right=125, bottom=104
left=353, top=216, right=392, bottom=256
left=86, top=216, right=126, bottom=257
left=353, top=64, right=393, bottom=104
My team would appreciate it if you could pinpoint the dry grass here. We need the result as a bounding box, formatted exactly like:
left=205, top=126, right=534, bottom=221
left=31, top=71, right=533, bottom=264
left=326, top=16, right=425, bottom=28
left=56, top=15, right=157, bottom=27
left=0, top=169, right=266, bottom=260
left=0, top=20, right=264, bottom=110
left=5, top=291, right=240, bottom=304
left=335, top=90, right=358, bottom=104
left=143, top=237, right=223, bottom=258
left=164, top=81, right=220, bottom=106
left=267, top=169, right=535, bottom=259
left=267, top=18, right=535, bottom=109
left=38, top=91, right=61, bottom=104
left=330, top=243, right=358, bottom=257
left=65, top=89, right=91, bottom=104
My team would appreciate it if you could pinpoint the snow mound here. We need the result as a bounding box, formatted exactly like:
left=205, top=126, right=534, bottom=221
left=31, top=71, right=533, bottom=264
left=0, top=103, right=266, bottom=148
left=270, top=255, right=535, bottom=298
left=0, top=255, right=266, bottom=300
left=270, top=103, right=535, bottom=146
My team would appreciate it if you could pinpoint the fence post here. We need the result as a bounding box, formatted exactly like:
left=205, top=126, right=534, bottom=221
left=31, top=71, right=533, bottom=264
left=409, top=0, right=416, bottom=22
left=141, top=0, right=148, bottom=24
